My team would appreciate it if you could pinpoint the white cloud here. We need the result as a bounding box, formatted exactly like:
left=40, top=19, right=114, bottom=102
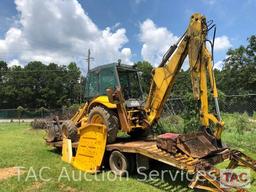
left=214, top=36, right=232, bottom=51
left=0, top=0, right=132, bottom=70
left=8, top=59, right=22, bottom=67
left=139, top=19, right=179, bottom=66
left=214, top=60, right=224, bottom=69
left=139, top=19, right=232, bottom=70
left=121, top=48, right=132, bottom=64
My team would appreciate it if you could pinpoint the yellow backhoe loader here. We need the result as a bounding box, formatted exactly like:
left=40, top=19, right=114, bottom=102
left=46, top=13, right=256, bottom=192
left=47, top=13, right=223, bottom=146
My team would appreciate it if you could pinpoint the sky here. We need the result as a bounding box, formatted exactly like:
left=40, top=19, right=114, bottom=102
left=0, top=0, right=255, bottom=72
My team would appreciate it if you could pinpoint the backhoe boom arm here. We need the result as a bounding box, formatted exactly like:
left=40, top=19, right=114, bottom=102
left=145, top=13, right=224, bottom=140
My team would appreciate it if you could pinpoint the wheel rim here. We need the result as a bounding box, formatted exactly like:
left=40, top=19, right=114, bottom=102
left=90, top=114, right=105, bottom=125
left=113, top=155, right=123, bottom=170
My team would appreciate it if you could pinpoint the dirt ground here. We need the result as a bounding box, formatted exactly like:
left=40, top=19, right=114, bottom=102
left=0, top=167, right=25, bottom=181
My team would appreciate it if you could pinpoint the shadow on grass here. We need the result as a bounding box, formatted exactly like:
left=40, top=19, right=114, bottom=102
left=48, top=147, right=78, bottom=157
left=131, top=159, right=256, bottom=191
left=131, top=160, right=203, bottom=192
left=48, top=147, right=62, bottom=154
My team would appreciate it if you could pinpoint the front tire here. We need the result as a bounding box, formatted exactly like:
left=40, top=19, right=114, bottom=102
left=88, top=106, right=119, bottom=144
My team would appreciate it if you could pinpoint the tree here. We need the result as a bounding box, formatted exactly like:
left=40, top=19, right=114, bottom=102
left=0, top=61, right=8, bottom=108
left=134, top=61, right=153, bottom=93
left=220, top=35, right=256, bottom=94
left=217, top=35, right=256, bottom=113
left=37, top=107, right=49, bottom=118
left=0, top=61, right=84, bottom=110
left=17, top=106, right=26, bottom=124
left=0, top=61, right=7, bottom=82
left=65, top=62, right=82, bottom=104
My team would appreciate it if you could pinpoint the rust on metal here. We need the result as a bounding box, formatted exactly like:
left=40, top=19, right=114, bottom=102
left=228, top=150, right=256, bottom=171
left=156, top=132, right=227, bottom=159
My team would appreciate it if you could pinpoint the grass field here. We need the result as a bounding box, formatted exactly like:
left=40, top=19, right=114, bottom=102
left=0, top=122, right=255, bottom=192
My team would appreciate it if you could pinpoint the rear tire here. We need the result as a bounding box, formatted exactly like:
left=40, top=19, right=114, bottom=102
left=46, top=123, right=62, bottom=142
left=88, top=106, right=119, bottom=144
left=61, top=120, right=78, bottom=142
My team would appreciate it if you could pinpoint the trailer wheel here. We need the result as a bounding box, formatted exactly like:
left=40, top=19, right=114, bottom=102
left=109, top=151, right=134, bottom=176
left=88, top=106, right=119, bottom=144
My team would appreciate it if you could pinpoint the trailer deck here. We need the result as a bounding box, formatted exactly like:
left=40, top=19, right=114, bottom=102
left=106, top=139, right=229, bottom=174
left=48, top=138, right=229, bottom=172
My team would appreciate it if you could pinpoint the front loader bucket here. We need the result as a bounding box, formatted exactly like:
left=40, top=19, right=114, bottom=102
left=72, top=123, right=107, bottom=173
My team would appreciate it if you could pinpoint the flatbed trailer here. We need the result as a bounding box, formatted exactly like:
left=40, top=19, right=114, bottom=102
left=47, top=138, right=229, bottom=172
left=47, top=138, right=256, bottom=192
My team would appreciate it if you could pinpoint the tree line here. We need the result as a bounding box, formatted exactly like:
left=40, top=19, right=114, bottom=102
left=0, top=35, right=255, bottom=113
left=0, top=61, right=84, bottom=109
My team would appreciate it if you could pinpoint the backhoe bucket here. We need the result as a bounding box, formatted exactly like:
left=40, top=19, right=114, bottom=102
left=176, top=132, right=221, bottom=158
left=72, top=123, right=107, bottom=173
left=157, top=132, right=224, bottom=159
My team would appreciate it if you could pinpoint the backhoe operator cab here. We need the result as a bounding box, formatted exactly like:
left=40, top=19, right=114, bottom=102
left=85, top=62, right=143, bottom=107
left=84, top=62, right=146, bottom=143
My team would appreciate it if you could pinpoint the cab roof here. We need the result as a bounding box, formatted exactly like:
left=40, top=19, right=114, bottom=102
left=89, top=62, right=138, bottom=73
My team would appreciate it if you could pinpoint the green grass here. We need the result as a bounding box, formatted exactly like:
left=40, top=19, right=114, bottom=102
left=0, top=123, right=191, bottom=192
left=0, top=122, right=255, bottom=192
